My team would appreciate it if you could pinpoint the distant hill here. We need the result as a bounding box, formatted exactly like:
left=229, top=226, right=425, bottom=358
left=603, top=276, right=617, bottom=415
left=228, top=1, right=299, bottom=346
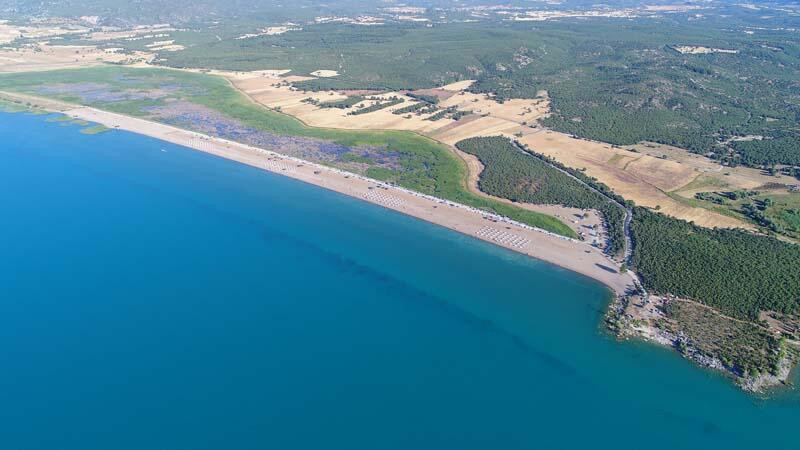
left=0, top=0, right=790, bottom=26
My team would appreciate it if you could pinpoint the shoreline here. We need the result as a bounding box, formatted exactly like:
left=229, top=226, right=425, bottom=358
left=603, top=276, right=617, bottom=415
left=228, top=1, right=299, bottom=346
left=606, top=295, right=798, bottom=393
left=1, top=92, right=636, bottom=295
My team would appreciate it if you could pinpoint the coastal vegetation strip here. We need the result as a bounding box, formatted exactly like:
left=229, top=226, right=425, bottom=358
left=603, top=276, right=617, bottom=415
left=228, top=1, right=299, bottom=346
left=0, top=66, right=575, bottom=238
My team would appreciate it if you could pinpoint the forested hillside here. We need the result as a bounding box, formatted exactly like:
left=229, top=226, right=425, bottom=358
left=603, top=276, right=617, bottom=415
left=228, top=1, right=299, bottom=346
left=631, top=208, right=800, bottom=320
left=155, top=18, right=800, bottom=170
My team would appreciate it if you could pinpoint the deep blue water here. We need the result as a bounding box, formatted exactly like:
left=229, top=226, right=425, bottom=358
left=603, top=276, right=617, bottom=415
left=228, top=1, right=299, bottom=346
left=1, top=111, right=798, bottom=450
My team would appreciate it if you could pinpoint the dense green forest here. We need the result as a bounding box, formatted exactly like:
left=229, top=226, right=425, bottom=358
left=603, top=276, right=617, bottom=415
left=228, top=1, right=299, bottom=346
left=1, top=0, right=543, bottom=26
left=455, top=136, right=625, bottom=255
left=631, top=207, right=800, bottom=320
left=454, top=138, right=800, bottom=322
left=732, top=137, right=800, bottom=167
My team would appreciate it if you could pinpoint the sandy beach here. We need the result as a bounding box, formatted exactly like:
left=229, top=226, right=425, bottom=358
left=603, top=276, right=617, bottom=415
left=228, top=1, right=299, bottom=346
left=0, top=91, right=636, bottom=294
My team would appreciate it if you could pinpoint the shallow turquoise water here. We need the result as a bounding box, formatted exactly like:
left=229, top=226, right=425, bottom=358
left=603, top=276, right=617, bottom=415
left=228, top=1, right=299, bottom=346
left=0, top=111, right=798, bottom=449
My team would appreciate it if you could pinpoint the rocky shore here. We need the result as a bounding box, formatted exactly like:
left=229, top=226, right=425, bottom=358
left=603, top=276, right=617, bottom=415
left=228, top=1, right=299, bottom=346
left=605, top=295, right=797, bottom=393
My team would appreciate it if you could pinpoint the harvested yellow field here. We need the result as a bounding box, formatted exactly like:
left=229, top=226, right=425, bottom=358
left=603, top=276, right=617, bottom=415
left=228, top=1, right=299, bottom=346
left=227, top=71, right=550, bottom=142
left=629, top=142, right=799, bottom=196
left=440, top=91, right=549, bottom=125
left=238, top=77, right=347, bottom=104
left=433, top=115, right=521, bottom=144
left=517, top=130, right=752, bottom=229
left=0, top=43, right=151, bottom=73
left=0, top=21, right=88, bottom=44
left=439, top=80, right=476, bottom=91
left=0, top=22, right=21, bottom=44
left=230, top=73, right=449, bottom=131
left=298, top=98, right=449, bottom=133
left=167, top=68, right=761, bottom=231
left=617, top=154, right=697, bottom=192
left=283, top=75, right=316, bottom=83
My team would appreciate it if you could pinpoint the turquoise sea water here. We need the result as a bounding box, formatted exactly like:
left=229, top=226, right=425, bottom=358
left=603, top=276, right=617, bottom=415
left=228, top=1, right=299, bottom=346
left=1, top=110, right=798, bottom=450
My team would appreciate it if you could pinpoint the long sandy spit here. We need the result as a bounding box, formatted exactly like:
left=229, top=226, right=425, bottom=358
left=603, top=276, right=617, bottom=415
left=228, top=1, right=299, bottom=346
left=5, top=94, right=636, bottom=295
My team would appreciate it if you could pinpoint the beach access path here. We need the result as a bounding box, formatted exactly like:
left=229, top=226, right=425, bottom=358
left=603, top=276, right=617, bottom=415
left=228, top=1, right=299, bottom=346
left=0, top=91, right=637, bottom=295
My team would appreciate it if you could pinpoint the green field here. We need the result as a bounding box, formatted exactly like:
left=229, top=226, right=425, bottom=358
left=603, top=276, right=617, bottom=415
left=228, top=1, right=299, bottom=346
left=0, top=66, right=575, bottom=237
